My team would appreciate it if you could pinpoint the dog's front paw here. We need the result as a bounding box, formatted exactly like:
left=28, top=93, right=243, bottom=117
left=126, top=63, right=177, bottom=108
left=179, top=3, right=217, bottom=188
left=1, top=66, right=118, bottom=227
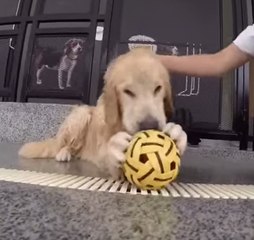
left=36, top=79, right=42, bottom=85
left=56, top=147, right=72, bottom=162
left=163, top=123, right=187, bottom=155
left=107, top=131, right=132, bottom=180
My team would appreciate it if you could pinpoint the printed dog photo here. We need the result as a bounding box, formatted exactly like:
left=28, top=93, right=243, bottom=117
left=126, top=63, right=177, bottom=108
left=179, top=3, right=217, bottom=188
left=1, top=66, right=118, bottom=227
left=30, top=37, right=86, bottom=90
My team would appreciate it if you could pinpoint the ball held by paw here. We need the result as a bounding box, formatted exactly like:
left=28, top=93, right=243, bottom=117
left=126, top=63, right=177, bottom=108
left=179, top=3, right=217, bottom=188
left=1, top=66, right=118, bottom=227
left=123, top=130, right=181, bottom=190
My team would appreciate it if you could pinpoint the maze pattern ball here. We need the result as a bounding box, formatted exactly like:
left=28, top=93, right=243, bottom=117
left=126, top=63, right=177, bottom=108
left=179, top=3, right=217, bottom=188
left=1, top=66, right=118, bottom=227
left=123, top=130, right=181, bottom=190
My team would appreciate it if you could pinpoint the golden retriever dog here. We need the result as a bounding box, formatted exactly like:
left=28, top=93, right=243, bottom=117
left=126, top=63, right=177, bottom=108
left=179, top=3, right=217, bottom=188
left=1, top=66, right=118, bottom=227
left=19, top=48, right=187, bottom=180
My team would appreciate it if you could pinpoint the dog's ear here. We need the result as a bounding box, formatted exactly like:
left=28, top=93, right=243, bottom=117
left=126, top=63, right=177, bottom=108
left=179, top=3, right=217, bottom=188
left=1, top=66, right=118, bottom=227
left=65, top=39, right=73, bottom=47
left=80, top=39, right=85, bottom=46
left=164, top=78, right=174, bottom=121
left=103, top=66, right=122, bottom=134
left=64, top=39, right=73, bottom=54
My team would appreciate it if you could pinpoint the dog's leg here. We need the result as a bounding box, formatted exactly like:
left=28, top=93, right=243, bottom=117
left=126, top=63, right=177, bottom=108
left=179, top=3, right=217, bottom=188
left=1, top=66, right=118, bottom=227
left=36, top=65, right=46, bottom=85
left=66, top=62, right=76, bottom=87
left=106, top=131, right=132, bottom=180
left=55, top=105, right=92, bottom=162
left=58, top=69, right=65, bottom=90
left=163, top=123, right=187, bottom=155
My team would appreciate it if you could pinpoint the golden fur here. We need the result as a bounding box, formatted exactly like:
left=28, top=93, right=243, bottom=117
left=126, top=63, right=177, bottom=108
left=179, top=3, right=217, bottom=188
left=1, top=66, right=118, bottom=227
left=19, top=49, right=187, bottom=179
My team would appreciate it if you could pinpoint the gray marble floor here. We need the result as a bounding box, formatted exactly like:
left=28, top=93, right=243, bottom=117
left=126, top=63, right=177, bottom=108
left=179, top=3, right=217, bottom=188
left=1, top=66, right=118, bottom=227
left=1, top=181, right=254, bottom=240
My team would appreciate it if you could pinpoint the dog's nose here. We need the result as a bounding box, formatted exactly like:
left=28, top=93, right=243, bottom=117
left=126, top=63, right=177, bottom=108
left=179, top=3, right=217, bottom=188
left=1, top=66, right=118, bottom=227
left=139, top=118, right=159, bottom=131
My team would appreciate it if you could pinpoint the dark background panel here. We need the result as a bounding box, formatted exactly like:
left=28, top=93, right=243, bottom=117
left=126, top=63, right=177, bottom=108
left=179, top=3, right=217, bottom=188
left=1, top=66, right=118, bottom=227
left=0, top=0, right=20, bottom=17
left=173, top=76, right=221, bottom=127
left=0, top=38, right=13, bottom=89
left=99, top=0, right=108, bottom=15
left=42, top=0, right=92, bottom=14
left=120, top=0, right=221, bottom=51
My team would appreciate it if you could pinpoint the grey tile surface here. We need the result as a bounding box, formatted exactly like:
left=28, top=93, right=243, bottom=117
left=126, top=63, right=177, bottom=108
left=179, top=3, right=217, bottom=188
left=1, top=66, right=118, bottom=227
left=0, top=142, right=108, bottom=178
left=179, top=146, right=254, bottom=184
left=0, top=102, right=72, bottom=143
left=1, top=181, right=254, bottom=240
left=1, top=142, right=254, bottom=184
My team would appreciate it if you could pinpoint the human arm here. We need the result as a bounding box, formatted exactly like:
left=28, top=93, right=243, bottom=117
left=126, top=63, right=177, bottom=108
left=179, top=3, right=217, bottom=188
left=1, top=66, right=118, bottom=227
left=158, top=24, right=254, bottom=77
left=158, top=43, right=249, bottom=77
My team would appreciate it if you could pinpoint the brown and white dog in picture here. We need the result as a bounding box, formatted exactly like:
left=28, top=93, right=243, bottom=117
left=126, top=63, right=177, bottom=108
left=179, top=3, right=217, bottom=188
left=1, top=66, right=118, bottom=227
left=35, top=38, right=84, bottom=90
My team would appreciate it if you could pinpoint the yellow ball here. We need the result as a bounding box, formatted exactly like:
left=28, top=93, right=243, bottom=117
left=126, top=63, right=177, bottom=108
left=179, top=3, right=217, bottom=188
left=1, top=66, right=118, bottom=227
left=123, top=130, right=181, bottom=190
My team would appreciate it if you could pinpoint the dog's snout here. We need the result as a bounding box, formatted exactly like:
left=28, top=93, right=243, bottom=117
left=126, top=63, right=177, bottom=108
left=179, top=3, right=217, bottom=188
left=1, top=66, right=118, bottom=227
left=139, top=118, right=159, bottom=131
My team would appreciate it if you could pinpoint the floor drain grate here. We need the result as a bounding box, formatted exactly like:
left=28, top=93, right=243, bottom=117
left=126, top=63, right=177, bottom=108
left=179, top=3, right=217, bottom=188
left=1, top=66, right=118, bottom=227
left=1, top=168, right=254, bottom=199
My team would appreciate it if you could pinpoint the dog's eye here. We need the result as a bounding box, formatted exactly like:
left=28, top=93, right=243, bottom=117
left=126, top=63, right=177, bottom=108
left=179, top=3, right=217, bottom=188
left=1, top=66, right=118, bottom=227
left=154, top=85, right=162, bottom=95
left=123, top=89, right=135, bottom=98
